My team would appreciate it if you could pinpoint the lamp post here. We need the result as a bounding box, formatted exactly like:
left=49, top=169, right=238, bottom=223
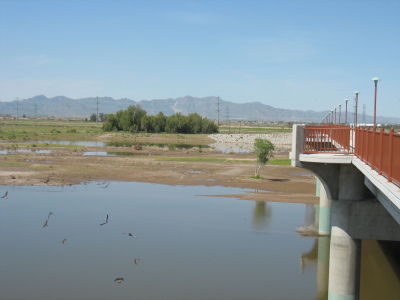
left=372, top=77, right=380, bottom=130
left=334, top=108, right=337, bottom=124
left=354, top=91, right=360, bottom=128
left=338, top=104, right=341, bottom=125
left=331, top=110, right=334, bottom=124
left=345, top=99, right=348, bottom=125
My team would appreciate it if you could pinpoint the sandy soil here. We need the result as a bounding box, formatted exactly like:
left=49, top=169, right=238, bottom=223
left=0, top=140, right=318, bottom=204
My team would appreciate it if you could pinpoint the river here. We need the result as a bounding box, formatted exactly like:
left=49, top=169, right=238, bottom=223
left=1, top=182, right=399, bottom=299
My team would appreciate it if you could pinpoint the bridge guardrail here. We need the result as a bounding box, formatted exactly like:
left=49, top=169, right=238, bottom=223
left=302, top=125, right=399, bottom=187
left=355, top=128, right=399, bottom=186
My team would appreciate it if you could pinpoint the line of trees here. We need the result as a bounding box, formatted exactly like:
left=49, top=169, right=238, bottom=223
left=102, top=105, right=219, bottom=134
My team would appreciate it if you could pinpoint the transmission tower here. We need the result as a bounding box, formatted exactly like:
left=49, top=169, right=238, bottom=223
left=96, top=96, right=99, bottom=125
left=216, top=96, right=221, bottom=127
left=226, top=106, right=230, bottom=133
left=16, top=97, right=19, bottom=123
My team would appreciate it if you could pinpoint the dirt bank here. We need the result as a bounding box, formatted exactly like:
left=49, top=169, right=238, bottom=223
left=0, top=141, right=317, bottom=204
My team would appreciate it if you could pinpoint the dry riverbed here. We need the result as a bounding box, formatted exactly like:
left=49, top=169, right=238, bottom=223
left=0, top=135, right=317, bottom=204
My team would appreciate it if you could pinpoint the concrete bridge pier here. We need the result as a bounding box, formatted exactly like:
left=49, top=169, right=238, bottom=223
left=318, top=183, right=331, bottom=235
left=317, top=236, right=330, bottom=300
left=301, top=163, right=367, bottom=300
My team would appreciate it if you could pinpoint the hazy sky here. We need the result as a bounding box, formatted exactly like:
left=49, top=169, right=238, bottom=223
left=1, top=0, right=399, bottom=117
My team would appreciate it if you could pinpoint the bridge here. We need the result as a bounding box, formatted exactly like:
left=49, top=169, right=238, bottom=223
left=290, top=124, right=400, bottom=300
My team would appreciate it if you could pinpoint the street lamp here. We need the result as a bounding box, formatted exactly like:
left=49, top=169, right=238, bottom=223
left=334, top=107, right=337, bottom=124
left=354, top=91, right=360, bottom=128
left=372, top=77, right=380, bottom=130
left=345, top=99, right=349, bottom=125
left=338, top=104, right=342, bottom=124
left=331, top=110, right=334, bottom=124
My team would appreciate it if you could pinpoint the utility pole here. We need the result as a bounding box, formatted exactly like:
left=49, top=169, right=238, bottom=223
left=226, top=106, right=230, bottom=134
left=216, top=96, right=220, bottom=127
left=16, top=97, right=19, bottom=123
left=96, top=96, right=99, bottom=125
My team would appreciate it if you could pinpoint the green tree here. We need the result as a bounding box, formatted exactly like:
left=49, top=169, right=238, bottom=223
left=153, top=112, right=167, bottom=133
left=253, top=138, right=275, bottom=178
left=89, top=113, right=97, bottom=122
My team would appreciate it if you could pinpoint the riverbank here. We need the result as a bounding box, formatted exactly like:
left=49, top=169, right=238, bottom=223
left=0, top=137, right=317, bottom=204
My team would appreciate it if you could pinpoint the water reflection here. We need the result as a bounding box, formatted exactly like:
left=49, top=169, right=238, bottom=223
left=83, top=151, right=138, bottom=156
left=252, top=201, right=272, bottom=229
left=0, top=149, right=52, bottom=154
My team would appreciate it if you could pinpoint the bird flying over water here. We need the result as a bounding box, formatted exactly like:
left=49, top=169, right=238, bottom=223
left=123, top=233, right=138, bottom=238
left=1, top=191, right=8, bottom=199
left=114, top=278, right=124, bottom=283
left=43, top=220, right=48, bottom=228
left=100, top=214, right=109, bottom=226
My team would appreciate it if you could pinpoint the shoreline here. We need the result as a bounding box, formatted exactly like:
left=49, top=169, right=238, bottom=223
left=0, top=145, right=318, bottom=204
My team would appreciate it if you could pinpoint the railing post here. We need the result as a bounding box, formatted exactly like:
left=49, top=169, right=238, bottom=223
left=371, top=128, right=376, bottom=170
left=388, top=129, right=394, bottom=183
left=378, top=128, right=384, bottom=175
left=365, top=127, right=369, bottom=165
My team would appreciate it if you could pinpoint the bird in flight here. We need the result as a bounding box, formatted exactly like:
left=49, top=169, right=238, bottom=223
left=134, top=259, right=140, bottom=265
left=114, top=278, right=124, bottom=283
left=48, top=212, right=54, bottom=219
left=62, top=239, right=67, bottom=244
left=1, top=191, right=8, bottom=199
left=123, top=233, right=138, bottom=238
left=100, top=214, right=109, bottom=226
left=43, top=220, right=49, bottom=228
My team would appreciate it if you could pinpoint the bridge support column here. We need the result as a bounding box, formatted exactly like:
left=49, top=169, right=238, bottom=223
left=328, top=164, right=365, bottom=300
left=319, top=183, right=331, bottom=235
left=328, top=225, right=361, bottom=300
left=317, top=236, right=330, bottom=300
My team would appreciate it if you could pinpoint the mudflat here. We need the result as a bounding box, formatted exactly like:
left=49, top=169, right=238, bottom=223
left=0, top=134, right=317, bottom=204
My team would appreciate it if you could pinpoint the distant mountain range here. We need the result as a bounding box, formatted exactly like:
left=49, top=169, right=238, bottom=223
left=1, top=95, right=399, bottom=124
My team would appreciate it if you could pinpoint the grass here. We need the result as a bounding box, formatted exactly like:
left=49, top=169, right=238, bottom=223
left=0, top=119, right=104, bottom=141
left=269, top=158, right=291, bottom=165
left=0, top=160, right=30, bottom=168
left=156, top=157, right=230, bottom=163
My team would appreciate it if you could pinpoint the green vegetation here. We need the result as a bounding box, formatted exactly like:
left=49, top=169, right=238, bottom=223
left=102, top=105, right=218, bottom=134
left=269, top=158, right=290, bottom=165
left=156, top=157, right=230, bottom=163
left=253, top=138, right=275, bottom=178
left=0, top=119, right=103, bottom=142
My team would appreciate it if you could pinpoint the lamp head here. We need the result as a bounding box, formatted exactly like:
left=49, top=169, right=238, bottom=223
left=372, top=77, right=380, bottom=84
left=345, top=98, right=348, bottom=103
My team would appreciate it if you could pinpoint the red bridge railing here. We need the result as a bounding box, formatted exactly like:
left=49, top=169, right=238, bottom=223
left=303, top=125, right=353, bottom=153
left=355, top=128, right=399, bottom=186
left=302, top=125, right=400, bottom=186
